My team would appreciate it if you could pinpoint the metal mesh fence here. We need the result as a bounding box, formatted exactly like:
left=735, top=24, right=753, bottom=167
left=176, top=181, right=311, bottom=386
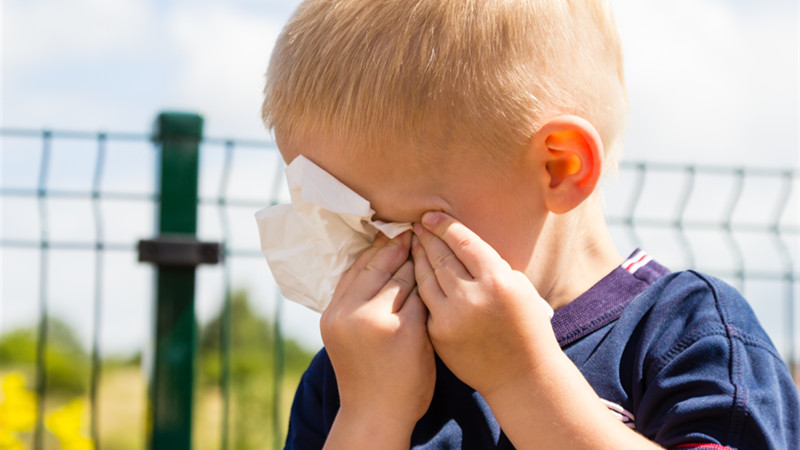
left=604, top=161, right=799, bottom=369
left=1, top=126, right=798, bottom=448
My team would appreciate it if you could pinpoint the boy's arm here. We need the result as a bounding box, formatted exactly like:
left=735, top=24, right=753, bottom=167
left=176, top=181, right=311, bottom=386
left=320, top=231, right=435, bottom=449
left=412, top=212, right=661, bottom=449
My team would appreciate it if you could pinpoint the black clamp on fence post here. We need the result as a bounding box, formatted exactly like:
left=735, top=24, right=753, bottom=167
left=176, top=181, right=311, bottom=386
left=140, top=112, right=220, bottom=450
left=138, top=236, right=223, bottom=267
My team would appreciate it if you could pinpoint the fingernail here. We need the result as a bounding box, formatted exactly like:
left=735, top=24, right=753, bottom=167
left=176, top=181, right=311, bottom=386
left=413, top=223, right=424, bottom=235
left=422, top=211, right=438, bottom=228
left=411, top=234, right=419, bottom=249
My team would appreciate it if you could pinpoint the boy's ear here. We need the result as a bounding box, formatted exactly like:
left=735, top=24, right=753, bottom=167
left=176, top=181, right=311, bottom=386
left=533, top=115, right=603, bottom=214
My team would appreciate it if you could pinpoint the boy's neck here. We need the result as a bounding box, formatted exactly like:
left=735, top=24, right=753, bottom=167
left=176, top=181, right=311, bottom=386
left=528, top=199, right=623, bottom=311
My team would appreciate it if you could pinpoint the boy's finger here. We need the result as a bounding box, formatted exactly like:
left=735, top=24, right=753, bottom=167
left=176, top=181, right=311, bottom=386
left=397, top=287, right=429, bottom=325
left=414, top=223, right=472, bottom=293
left=345, top=231, right=412, bottom=305
left=420, top=211, right=501, bottom=277
left=373, top=259, right=416, bottom=314
left=411, top=234, right=446, bottom=310
left=349, top=232, right=391, bottom=276
left=331, top=232, right=390, bottom=303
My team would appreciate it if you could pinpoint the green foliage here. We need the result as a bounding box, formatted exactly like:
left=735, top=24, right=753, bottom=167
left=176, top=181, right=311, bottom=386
left=0, top=317, right=90, bottom=395
left=199, top=290, right=314, bottom=382
left=198, top=289, right=316, bottom=449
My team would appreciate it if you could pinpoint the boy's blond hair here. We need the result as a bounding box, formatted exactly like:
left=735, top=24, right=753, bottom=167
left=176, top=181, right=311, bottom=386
left=263, top=0, right=627, bottom=170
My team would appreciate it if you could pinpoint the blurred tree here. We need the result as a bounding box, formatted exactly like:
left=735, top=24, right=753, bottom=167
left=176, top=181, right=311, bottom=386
left=198, top=289, right=315, bottom=449
left=0, top=317, right=90, bottom=395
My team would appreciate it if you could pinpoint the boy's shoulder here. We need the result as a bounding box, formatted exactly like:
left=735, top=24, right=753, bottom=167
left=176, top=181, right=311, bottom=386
left=619, top=268, right=782, bottom=365
left=560, top=254, right=798, bottom=448
left=557, top=250, right=784, bottom=380
left=554, top=250, right=777, bottom=354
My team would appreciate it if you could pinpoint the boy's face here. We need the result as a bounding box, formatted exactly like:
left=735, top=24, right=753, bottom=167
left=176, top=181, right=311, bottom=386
left=276, top=134, right=550, bottom=276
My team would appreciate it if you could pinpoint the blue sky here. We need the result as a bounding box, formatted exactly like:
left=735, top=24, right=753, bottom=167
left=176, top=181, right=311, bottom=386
left=2, top=0, right=799, bottom=354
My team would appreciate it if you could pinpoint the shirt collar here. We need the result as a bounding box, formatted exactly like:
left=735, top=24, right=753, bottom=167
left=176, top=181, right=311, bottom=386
left=551, top=249, right=670, bottom=347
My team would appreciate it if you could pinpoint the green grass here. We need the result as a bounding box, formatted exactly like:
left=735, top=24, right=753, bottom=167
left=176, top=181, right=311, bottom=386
left=0, top=289, right=316, bottom=450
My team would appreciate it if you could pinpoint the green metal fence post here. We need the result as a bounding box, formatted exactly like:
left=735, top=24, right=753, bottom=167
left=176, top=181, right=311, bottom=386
left=147, top=112, right=203, bottom=450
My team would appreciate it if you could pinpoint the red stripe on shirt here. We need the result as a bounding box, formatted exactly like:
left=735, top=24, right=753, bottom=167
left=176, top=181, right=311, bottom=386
left=624, top=253, right=648, bottom=272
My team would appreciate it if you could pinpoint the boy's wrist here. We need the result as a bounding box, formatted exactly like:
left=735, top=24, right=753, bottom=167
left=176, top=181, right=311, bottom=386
left=480, top=341, right=561, bottom=408
left=474, top=326, right=563, bottom=404
left=326, top=406, right=417, bottom=449
left=481, top=349, right=662, bottom=449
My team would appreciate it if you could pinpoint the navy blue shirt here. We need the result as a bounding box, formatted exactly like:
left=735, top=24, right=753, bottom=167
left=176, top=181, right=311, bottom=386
left=285, top=251, right=800, bottom=449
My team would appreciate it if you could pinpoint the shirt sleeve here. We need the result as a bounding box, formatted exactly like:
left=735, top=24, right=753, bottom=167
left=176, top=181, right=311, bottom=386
left=633, top=273, right=800, bottom=449
left=285, top=349, right=339, bottom=450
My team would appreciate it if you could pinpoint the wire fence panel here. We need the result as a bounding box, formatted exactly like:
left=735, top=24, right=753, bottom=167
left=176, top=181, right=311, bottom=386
left=2, top=129, right=156, bottom=450
left=1, top=125, right=798, bottom=450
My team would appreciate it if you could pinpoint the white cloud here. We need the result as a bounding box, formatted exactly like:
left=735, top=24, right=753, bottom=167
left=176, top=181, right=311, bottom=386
left=611, top=0, right=798, bottom=166
left=6, top=0, right=155, bottom=70
left=3, top=0, right=298, bottom=135
left=3, top=0, right=164, bottom=131
left=164, top=3, right=289, bottom=139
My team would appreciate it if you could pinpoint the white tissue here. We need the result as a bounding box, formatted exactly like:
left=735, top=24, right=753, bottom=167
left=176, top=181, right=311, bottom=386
left=255, top=155, right=412, bottom=313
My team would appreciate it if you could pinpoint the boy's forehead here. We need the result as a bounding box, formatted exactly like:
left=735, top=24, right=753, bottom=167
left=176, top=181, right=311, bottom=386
left=277, top=134, right=400, bottom=185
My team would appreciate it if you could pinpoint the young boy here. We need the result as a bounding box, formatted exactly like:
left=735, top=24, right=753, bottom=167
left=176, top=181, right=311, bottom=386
left=260, top=0, right=800, bottom=448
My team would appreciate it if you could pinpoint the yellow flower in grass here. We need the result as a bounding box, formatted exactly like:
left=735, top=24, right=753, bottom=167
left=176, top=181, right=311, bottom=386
left=46, top=399, right=94, bottom=450
left=0, top=430, right=26, bottom=450
left=0, top=372, right=37, bottom=450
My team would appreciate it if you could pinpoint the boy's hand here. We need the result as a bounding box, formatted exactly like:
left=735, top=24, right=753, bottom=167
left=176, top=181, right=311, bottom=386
left=412, top=212, right=663, bottom=449
left=412, top=212, right=559, bottom=399
left=320, top=231, right=435, bottom=445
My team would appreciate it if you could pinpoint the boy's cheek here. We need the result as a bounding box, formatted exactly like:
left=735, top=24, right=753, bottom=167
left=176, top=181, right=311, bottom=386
left=469, top=225, right=531, bottom=270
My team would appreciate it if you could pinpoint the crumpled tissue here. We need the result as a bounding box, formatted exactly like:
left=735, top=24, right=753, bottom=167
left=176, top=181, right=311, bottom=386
left=255, top=155, right=412, bottom=313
